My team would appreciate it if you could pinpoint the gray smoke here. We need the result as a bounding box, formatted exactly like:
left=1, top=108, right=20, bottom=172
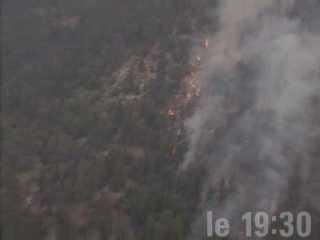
left=182, top=0, right=320, bottom=237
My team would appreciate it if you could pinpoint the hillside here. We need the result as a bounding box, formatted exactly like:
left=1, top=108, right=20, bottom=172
left=2, top=1, right=214, bottom=239
left=2, top=1, right=320, bottom=240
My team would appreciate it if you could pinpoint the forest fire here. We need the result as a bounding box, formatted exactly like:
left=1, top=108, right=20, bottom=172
left=167, top=109, right=177, bottom=117
left=204, top=38, right=209, bottom=48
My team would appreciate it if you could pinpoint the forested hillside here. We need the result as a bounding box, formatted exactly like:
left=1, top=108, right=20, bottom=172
left=3, top=1, right=320, bottom=240
left=2, top=0, right=215, bottom=239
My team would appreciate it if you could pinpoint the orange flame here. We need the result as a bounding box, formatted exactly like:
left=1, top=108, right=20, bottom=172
left=204, top=38, right=209, bottom=49
left=167, top=109, right=176, bottom=117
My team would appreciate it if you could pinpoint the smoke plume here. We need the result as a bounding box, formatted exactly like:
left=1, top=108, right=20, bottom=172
left=183, top=0, right=320, bottom=237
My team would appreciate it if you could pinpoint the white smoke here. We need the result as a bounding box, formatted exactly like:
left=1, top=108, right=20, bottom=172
left=182, top=0, right=320, bottom=237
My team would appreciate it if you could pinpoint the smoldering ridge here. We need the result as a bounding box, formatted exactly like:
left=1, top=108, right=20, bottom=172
left=182, top=0, right=320, bottom=238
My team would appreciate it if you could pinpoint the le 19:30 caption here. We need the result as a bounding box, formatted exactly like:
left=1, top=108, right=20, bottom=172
left=207, top=211, right=312, bottom=238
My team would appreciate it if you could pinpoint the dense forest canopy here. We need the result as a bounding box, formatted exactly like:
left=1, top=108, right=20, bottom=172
left=2, top=0, right=320, bottom=240
left=2, top=0, right=214, bottom=239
